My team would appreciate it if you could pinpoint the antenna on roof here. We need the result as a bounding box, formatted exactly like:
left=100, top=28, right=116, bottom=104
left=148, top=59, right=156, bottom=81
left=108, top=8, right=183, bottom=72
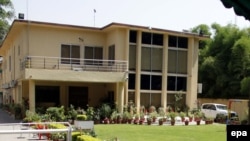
left=93, top=9, right=96, bottom=27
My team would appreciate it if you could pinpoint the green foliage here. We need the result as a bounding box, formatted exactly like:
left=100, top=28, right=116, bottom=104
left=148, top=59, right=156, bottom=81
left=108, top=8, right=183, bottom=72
left=198, top=23, right=250, bottom=99
left=67, top=104, right=78, bottom=120
left=76, top=114, right=88, bottom=121
left=76, top=135, right=101, bottom=141
left=72, top=132, right=82, bottom=141
left=46, top=106, right=66, bottom=121
left=48, top=123, right=67, bottom=129
left=0, top=0, right=14, bottom=43
left=99, top=104, right=112, bottom=119
left=23, top=110, right=41, bottom=122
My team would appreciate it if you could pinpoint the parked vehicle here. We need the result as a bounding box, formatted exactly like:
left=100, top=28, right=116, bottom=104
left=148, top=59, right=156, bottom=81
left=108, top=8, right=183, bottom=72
left=201, top=103, right=238, bottom=121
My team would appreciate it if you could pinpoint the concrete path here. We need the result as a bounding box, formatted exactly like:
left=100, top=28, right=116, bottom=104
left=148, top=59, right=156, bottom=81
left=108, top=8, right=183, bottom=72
left=0, top=108, right=40, bottom=141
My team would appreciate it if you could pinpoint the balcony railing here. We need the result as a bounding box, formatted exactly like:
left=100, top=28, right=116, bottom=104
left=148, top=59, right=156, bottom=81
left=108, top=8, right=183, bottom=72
left=22, top=56, right=128, bottom=72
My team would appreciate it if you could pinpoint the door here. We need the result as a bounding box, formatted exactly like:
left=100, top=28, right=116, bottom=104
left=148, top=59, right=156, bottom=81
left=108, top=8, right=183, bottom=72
left=68, top=86, right=88, bottom=109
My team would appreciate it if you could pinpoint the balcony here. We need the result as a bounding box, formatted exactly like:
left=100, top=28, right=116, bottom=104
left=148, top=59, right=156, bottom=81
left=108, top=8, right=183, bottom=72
left=22, top=56, right=128, bottom=72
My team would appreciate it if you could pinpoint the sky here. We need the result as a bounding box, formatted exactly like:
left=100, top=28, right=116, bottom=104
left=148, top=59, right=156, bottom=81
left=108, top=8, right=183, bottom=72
left=11, top=0, right=250, bottom=32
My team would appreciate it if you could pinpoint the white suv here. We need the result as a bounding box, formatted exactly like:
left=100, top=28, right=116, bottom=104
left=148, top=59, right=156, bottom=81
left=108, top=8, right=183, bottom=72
left=201, top=103, right=238, bottom=120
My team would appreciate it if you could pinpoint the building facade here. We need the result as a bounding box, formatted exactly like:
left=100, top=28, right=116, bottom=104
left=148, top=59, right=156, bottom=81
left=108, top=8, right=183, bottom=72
left=0, top=20, right=208, bottom=113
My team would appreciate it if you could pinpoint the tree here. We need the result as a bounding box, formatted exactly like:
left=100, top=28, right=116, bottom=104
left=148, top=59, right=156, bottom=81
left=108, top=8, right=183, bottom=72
left=197, top=23, right=250, bottom=99
left=0, top=0, right=15, bottom=43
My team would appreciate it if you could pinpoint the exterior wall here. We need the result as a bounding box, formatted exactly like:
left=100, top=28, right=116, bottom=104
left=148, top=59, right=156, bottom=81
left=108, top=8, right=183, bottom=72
left=0, top=20, right=206, bottom=113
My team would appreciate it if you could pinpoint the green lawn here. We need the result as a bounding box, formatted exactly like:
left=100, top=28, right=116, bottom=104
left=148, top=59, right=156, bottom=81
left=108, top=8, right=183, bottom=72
left=94, top=124, right=226, bottom=141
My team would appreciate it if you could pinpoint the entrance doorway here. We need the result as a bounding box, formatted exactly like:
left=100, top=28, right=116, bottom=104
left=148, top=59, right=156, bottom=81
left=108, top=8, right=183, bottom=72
left=68, top=86, right=88, bottom=109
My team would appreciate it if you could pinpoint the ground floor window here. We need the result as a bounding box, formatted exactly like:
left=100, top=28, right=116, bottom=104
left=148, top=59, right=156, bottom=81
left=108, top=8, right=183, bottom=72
left=140, top=93, right=161, bottom=108
left=35, top=86, right=60, bottom=108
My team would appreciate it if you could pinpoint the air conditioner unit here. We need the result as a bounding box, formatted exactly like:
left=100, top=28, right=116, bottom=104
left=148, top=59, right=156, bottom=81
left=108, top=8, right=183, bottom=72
left=10, top=80, right=17, bottom=88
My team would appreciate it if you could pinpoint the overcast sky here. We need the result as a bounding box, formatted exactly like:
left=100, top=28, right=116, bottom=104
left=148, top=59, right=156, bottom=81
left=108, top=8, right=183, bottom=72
left=11, top=0, right=250, bottom=31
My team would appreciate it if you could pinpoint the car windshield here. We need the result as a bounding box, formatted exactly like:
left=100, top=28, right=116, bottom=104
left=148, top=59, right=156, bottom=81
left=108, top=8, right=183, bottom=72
left=216, top=105, right=227, bottom=110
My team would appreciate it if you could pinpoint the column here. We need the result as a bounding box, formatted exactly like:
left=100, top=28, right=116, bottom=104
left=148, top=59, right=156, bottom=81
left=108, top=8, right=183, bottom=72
left=135, top=31, right=142, bottom=113
left=186, top=38, right=199, bottom=109
left=117, top=82, right=125, bottom=113
left=28, top=79, right=35, bottom=112
left=161, top=34, right=168, bottom=110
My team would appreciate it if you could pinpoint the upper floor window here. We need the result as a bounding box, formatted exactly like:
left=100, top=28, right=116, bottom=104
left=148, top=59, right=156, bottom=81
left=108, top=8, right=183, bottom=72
left=168, top=35, right=188, bottom=49
left=108, top=45, right=115, bottom=65
left=129, top=30, right=137, bottom=43
left=84, top=46, right=103, bottom=65
left=142, top=32, right=163, bottom=46
left=61, top=44, right=80, bottom=64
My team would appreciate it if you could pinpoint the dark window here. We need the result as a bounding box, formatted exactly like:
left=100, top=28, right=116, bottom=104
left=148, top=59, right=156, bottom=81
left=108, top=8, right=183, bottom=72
left=142, top=32, right=151, bottom=44
left=168, top=35, right=188, bottom=49
left=129, top=30, right=137, bottom=43
left=128, top=73, right=135, bottom=89
left=168, top=35, right=177, bottom=47
left=108, top=45, right=115, bottom=65
left=153, top=33, right=163, bottom=46
left=68, top=86, right=88, bottom=109
left=35, top=86, right=60, bottom=107
left=140, top=75, right=150, bottom=89
left=167, top=76, right=187, bottom=91
left=142, top=32, right=163, bottom=45
left=178, top=37, right=188, bottom=48
left=151, top=75, right=162, bottom=90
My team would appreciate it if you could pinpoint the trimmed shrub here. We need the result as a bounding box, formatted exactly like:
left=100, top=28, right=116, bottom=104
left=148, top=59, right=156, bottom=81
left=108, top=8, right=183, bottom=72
left=76, top=135, right=101, bottom=141
left=76, top=114, right=88, bottom=121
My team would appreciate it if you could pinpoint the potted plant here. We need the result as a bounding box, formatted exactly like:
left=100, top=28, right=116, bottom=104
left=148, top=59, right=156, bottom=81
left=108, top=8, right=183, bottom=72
left=194, top=111, right=203, bottom=125
left=169, top=111, right=176, bottom=126
left=184, top=119, right=189, bottom=125
left=158, top=118, right=164, bottom=125
left=179, top=112, right=185, bottom=122
left=134, top=114, right=140, bottom=124
left=147, top=116, right=152, bottom=125
left=150, top=112, right=158, bottom=122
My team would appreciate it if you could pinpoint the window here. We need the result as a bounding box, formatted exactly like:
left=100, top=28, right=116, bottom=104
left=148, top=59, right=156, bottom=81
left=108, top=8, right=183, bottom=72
left=129, top=45, right=136, bottom=70
left=168, top=50, right=187, bottom=74
left=108, top=45, right=115, bottom=65
left=9, top=56, right=11, bottom=71
left=61, top=44, right=80, bottom=64
left=167, top=76, right=187, bottom=91
left=128, top=73, right=135, bottom=89
left=84, top=46, right=103, bottom=65
left=18, top=45, right=20, bottom=56
left=140, top=93, right=161, bottom=107
left=140, top=74, right=162, bottom=90
left=141, top=47, right=162, bottom=72
left=142, top=32, right=163, bottom=46
left=129, top=30, right=137, bottom=43
left=168, top=35, right=188, bottom=49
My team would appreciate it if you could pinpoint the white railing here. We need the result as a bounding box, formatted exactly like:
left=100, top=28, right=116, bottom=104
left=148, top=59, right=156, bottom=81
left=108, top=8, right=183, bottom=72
left=0, top=122, right=73, bottom=141
left=22, top=56, right=128, bottom=72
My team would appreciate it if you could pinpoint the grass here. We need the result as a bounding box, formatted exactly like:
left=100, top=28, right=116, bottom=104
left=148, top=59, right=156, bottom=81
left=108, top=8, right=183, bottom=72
left=94, top=124, right=226, bottom=141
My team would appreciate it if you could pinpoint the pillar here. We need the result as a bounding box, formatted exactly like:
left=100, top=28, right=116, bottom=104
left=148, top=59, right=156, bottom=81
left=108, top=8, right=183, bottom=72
left=135, top=31, right=142, bottom=113
left=29, top=79, right=35, bottom=112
